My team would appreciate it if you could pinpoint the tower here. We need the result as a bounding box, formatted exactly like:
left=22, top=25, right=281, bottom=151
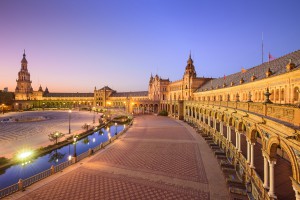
left=183, top=53, right=196, bottom=100
left=15, top=50, right=33, bottom=100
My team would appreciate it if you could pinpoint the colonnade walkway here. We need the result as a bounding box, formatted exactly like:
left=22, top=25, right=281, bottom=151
left=8, top=115, right=230, bottom=200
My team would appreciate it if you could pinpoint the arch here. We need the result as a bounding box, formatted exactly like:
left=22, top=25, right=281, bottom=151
left=228, top=117, right=234, bottom=126
left=213, top=111, right=218, bottom=119
left=248, top=126, right=265, bottom=147
left=266, top=138, right=300, bottom=181
left=236, top=120, right=244, bottom=132
left=266, top=136, right=280, bottom=159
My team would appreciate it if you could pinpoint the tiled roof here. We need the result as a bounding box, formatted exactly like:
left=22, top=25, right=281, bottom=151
left=196, top=50, right=300, bottom=92
left=44, top=93, right=94, bottom=97
left=111, top=91, right=148, bottom=97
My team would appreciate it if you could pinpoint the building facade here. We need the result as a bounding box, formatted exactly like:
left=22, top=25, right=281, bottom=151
left=159, top=50, right=300, bottom=200
left=11, top=50, right=300, bottom=199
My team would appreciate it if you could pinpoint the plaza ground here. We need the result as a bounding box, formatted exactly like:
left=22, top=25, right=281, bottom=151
left=0, top=110, right=99, bottom=159
left=7, top=115, right=231, bottom=200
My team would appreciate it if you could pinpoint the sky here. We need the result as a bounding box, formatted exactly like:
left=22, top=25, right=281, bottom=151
left=1, top=0, right=300, bottom=93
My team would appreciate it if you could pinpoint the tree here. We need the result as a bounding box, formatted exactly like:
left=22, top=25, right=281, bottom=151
left=82, top=123, right=89, bottom=130
left=48, top=131, right=65, bottom=145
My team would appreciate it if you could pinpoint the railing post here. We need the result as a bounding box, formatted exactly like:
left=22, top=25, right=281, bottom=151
left=72, top=156, right=77, bottom=164
left=88, top=148, right=93, bottom=156
left=51, top=165, right=55, bottom=175
left=18, top=179, right=23, bottom=191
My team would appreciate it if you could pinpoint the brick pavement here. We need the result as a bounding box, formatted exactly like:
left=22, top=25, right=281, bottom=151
left=7, top=115, right=230, bottom=200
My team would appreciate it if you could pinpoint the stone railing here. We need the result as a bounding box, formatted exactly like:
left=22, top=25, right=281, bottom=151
left=184, top=101, right=300, bottom=127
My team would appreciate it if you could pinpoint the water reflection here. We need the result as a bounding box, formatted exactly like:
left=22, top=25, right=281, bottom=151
left=48, top=150, right=65, bottom=163
left=82, top=138, right=90, bottom=145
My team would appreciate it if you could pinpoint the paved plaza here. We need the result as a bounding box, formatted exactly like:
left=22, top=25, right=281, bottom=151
left=7, top=115, right=230, bottom=200
left=0, top=110, right=98, bottom=159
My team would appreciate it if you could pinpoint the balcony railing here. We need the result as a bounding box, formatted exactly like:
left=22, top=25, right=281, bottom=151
left=184, top=100, right=300, bottom=127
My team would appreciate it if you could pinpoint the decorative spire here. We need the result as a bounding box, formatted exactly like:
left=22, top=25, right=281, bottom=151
left=21, top=50, right=28, bottom=64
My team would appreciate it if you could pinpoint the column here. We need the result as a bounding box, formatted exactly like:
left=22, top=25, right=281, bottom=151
left=235, top=131, right=239, bottom=150
left=268, top=160, right=277, bottom=198
left=208, top=116, right=210, bottom=126
left=220, top=122, right=223, bottom=135
left=238, top=132, right=241, bottom=152
left=263, top=156, right=269, bottom=189
left=227, top=126, right=231, bottom=142
left=292, top=186, right=300, bottom=200
left=214, top=119, right=217, bottom=129
left=247, top=139, right=250, bottom=163
left=250, top=143, right=255, bottom=168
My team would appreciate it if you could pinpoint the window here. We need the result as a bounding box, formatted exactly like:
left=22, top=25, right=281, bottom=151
left=294, top=87, right=299, bottom=101
left=281, top=89, right=284, bottom=101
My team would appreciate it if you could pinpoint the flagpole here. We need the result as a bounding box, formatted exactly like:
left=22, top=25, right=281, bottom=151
left=262, top=32, right=264, bottom=64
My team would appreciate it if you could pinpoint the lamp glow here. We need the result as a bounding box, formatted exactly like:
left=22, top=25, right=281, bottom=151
left=18, top=151, right=33, bottom=160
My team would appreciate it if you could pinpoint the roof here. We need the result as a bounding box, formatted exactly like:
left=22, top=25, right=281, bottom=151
left=43, top=93, right=94, bottom=97
left=111, top=91, right=148, bottom=97
left=196, top=50, right=300, bottom=92
left=100, top=86, right=114, bottom=91
left=21, top=54, right=28, bottom=63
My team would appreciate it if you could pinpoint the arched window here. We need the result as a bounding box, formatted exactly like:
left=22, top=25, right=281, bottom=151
left=281, top=89, right=284, bottom=101
left=275, top=89, right=279, bottom=101
left=294, top=87, right=299, bottom=101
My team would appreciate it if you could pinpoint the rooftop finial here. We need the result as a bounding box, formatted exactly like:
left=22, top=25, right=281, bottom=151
left=189, top=50, right=191, bottom=59
left=23, top=49, right=26, bottom=57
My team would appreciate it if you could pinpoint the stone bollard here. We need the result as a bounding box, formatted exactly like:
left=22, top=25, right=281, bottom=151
left=51, top=165, right=55, bottom=175
left=100, top=143, right=103, bottom=149
left=88, top=148, right=93, bottom=156
left=18, top=179, right=23, bottom=191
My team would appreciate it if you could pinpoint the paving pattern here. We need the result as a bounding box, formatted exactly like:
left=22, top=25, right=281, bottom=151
left=8, top=115, right=230, bottom=200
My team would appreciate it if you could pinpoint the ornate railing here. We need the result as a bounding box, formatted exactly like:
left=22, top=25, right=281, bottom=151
left=54, top=160, right=72, bottom=172
left=184, top=101, right=300, bottom=127
left=23, top=168, right=52, bottom=187
left=0, top=183, right=18, bottom=198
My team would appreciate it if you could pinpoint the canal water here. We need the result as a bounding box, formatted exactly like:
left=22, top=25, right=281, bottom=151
left=0, top=124, right=125, bottom=190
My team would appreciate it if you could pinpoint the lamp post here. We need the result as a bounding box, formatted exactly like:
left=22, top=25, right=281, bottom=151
left=115, top=122, right=117, bottom=135
left=93, top=107, right=95, bottom=124
left=68, top=110, right=72, bottom=134
left=73, top=137, right=77, bottom=157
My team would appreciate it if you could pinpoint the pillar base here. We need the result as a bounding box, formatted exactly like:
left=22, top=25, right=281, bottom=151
left=263, top=184, right=269, bottom=189
left=268, top=193, right=277, bottom=199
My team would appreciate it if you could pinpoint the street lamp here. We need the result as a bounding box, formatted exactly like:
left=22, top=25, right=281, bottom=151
left=73, top=136, right=77, bottom=157
left=68, top=110, right=72, bottom=134
left=115, top=122, right=117, bottom=135
left=93, top=107, right=95, bottom=124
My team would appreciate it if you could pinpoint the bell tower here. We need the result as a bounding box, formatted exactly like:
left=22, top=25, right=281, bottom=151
left=183, top=52, right=196, bottom=100
left=15, top=50, right=33, bottom=100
